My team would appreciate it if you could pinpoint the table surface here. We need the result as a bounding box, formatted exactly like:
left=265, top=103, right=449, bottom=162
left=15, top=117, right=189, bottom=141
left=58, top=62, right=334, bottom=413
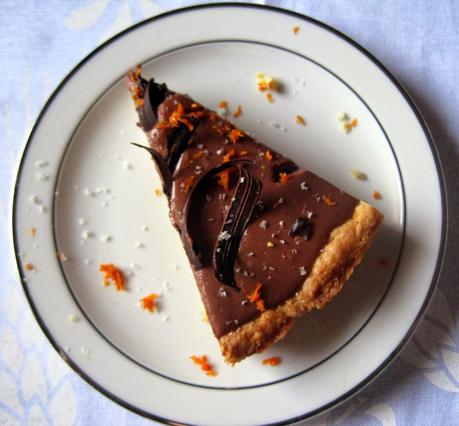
left=1, top=1, right=458, bottom=425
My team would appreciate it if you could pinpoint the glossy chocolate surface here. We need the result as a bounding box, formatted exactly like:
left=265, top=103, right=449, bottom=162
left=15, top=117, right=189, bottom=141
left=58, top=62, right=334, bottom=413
left=130, top=80, right=358, bottom=337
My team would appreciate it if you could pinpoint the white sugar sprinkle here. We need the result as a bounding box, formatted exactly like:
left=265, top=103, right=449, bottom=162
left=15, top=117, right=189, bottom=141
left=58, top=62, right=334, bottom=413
left=38, top=205, right=47, bottom=214
left=35, top=160, right=48, bottom=168
left=100, top=235, right=112, bottom=243
left=82, top=230, right=93, bottom=240
left=67, top=313, right=79, bottom=323
left=83, top=258, right=92, bottom=265
left=142, top=225, right=149, bottom=231
left=218, top=231, right=231, bottom=241
left=162, top=281, right=172, bottom=291
left=35, top=172, right=50, bottom=181
left=134, top=242, right=144, bottom=249
left=161, top=315, right=170, bottom=322
left=337, top=112, right=349, bottom=121
left=78, top=218, right=87, bottom=226
left=28, top=195, right=41, bottom=205
left=122, top=161, right=133, bottom=170
left=299, top=266, right=308, bottom=276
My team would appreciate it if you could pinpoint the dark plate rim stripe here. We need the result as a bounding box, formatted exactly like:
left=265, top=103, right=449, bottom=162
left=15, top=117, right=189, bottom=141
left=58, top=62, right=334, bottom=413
left=51, top=38, right=406, bottom=391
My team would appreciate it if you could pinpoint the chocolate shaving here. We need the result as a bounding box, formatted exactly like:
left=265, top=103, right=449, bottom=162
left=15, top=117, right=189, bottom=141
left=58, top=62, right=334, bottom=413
left=167, top=125, right=194, bottom=174
left=213, top=166, right=261, bottom=289
left=182, top=159, right=254, bottom=270
left=138, top=79, right=169, bottom=131
left=289, top=217, right=314, bottom=240
left=131, top=143, right=173, bottom=197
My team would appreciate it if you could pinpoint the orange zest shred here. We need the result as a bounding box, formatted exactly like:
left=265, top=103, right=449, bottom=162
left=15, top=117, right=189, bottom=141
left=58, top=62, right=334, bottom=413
left=218, top=100, right=228, bottom=109
left=24, top=262, right=34, bottom=271
left=378, top=258, right=391, bottom=269
left=279, top=172, right=291, bottom=184
left=223, top=148, right=237, bottom=163
left=31, top=227, right=37, bottom=238
left=193, top=150, right=205, bottom=159
left=265, top=150, right=273, bottom=161
left=190, top=355, right=217, bottom=377
left=229, top=128, right=244, bottom=144
left=99, top=263, right=125, bottom=291
left=372, top=190, right=382, bottom=200
left=217, top=169, right=230, bottom=191
left=232, top=105, right=243, bottom=118
left=323, top=196, right=337, bottom=206
left=256, top=73, right=278, bottom=92
left=239, top=150, right=248, bottom=156
left=154, top=188, right=162, bottom=196
left=158, top=102, right=194, bottom=131
left=127, top=65, right=144, bottom=108
left=140, top=293, right=160, bottom=312
left=247, top=282, right=266, bottom=312
left=295, top=115, right=306, bottom=125
left=182, top=175, right=196, bottom=193
left=293, top=26, right=300, bottom=35
left=266, top=93, right=274, bottom=103
left=262, top=356, right=282, bottom=366
left=349, top=118, right=358, bottom=128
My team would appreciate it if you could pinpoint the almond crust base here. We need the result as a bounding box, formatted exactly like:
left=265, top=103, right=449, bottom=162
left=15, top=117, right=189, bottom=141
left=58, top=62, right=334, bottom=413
left=219, top=201, right=383, bottom=364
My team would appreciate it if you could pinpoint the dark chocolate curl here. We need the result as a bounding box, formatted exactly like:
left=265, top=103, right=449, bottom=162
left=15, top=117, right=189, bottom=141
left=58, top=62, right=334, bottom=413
left=138, top=79, right=169, bottom=131
left=289, top=217, right=314, bottom=240
left=213, top=166, right=261, bottom=290
left=131, top=143, right=173, bottom=197
left=183, top=159, right=253, bottom=270
left=167, top=125, right=193, bottom=174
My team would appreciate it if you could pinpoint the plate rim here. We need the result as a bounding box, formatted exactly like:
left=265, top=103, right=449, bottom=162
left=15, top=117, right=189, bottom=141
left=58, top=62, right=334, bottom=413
left=10, top=3, right=448, bottom=425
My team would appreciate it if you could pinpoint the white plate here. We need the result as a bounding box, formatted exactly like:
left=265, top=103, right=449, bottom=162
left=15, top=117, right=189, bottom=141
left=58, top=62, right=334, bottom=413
left=12, top=4, right=446, bottom=425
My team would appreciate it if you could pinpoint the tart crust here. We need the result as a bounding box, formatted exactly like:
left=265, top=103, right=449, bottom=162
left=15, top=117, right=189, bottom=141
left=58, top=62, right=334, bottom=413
left=219, top=201, right=383, bottom=364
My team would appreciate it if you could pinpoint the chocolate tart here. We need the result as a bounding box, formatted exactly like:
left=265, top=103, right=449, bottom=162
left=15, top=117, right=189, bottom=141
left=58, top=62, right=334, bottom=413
left=127, top=67, right=383, bottom=364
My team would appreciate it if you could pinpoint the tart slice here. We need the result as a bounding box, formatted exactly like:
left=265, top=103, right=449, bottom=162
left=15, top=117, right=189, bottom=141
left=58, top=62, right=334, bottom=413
left=127, top=67, right=383, bottom=364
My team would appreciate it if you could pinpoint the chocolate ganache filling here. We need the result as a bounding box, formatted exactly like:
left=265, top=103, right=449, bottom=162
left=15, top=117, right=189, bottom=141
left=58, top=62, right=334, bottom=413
left=127, top=72, right=359, bottom=337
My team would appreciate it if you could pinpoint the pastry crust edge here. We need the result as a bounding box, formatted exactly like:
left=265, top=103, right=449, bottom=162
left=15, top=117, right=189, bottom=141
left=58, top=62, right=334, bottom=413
left=219, top=201, right=383, bottom=365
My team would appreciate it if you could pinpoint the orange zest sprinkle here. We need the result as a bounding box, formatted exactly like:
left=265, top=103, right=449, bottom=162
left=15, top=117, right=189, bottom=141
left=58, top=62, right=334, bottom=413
left=378, top=258, right=391, bottom=269
left=229, top=128, right=244, bottom=144
left=239, top=150, right=248, bottom=156
left=323, top=196, right=337, bottom=206
left=24, top=262, right=34, bottom=271
left=349, top=118, right=358, bottom=128
left=182, top=175, right=196, bottom=193
left=232, top=105, right=243, bottom=118
left=193, top=150, right=205, bottom=159
left=170, top=103, right=194, bottom=131
left=266, top=93, right=274, bottom=103
left=265, top=150, right=273, bottom=161
left=247, top=282, right=266, bottom=312
left=262, top=356, right=282, bottom=366
left=190, top=355, right=217, bottom=377
left=154, top=188, right=162, bottom=196
left=293, top=26, right=300, bottom=35
left=140, top=293, right=160, bottom=312
left=279, top=172, right=291, bottom=184
left=223, top=148, right=237, bottom=163
left=372, top=190, right=382, bottom=200
left=31, top=227, right=37, bottom=238
left=217, top=169, right=230, bottom=191
left=127, top=65, right=145, bottom=108
left=218, top=100, right=228, bottom=109
left=295, top=115, right=306, bottom=125
left=99, top=263, right=125, bottom=291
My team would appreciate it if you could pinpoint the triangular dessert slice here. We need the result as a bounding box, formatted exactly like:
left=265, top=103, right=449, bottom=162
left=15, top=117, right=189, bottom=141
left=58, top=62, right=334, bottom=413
left=127, top=67, right=383, bottom=364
